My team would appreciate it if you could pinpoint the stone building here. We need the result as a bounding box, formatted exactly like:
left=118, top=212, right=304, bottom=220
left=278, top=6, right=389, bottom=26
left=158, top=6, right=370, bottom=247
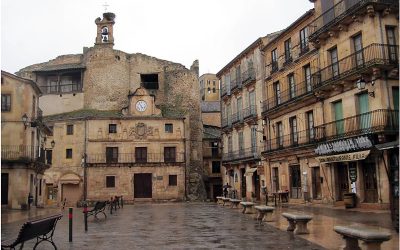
left=17, top=12, right=205, bottom=206
left=217, top=32, right=280, bottom=202
left=260, top=0, right=398, bottom=212
left=1, top=70, right=51, bottom=209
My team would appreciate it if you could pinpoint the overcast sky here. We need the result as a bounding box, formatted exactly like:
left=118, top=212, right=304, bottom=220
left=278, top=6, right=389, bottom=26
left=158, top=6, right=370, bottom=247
left=1, top=0, right=313, bottom=75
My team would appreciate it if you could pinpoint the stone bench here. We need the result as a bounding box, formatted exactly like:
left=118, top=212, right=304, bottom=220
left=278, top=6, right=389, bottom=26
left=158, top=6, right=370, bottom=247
left=216, top=196, right=224, bottom=205
left=254, top=205, right=275, bottom=222
left=221, top=197, right=231, bottom=206
left=334, top=225, right=392, bottom=250
left=229, top=199, right=242, bottom=209
left=282, top=212, right=313, bottom=235
left=240, top=202, right=255, bottom=214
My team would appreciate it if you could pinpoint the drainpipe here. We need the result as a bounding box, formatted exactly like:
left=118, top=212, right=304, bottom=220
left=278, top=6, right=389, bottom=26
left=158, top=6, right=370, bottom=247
left=183, top=118, right=187, bottom=199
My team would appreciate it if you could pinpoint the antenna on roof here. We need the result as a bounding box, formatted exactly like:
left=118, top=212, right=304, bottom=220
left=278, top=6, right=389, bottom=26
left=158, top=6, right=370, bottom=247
left=103, top=2, right=109, bottom=12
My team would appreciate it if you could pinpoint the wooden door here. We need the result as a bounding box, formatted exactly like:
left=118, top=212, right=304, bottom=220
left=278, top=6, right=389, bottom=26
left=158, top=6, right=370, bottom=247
left=134, top=173, right=152, bottom=198
left=1, top=173, right=8, bottom=205
left=333, top=101, right=344, bottom=135
left=312, top=167, right=322, bottom=199
left=272, top=168, right=279, bottom=192
left=241, top=169, right=246, bottom=198
left=290, top=165, right=302, bottom=199
left=336, top=163, right=349, bottom=201
left=253, top=172, right=260, bottom=200
left=358, top=92, right=370, bottom=130
left=363, top=163, right=378, bottom=203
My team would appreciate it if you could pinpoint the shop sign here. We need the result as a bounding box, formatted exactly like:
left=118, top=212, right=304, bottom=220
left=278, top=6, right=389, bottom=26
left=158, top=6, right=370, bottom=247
left=315, top=136, right=373, bottom=155
left=348, top=164, right=357, bottom=182
left=316, top=150, right=370, bottom=163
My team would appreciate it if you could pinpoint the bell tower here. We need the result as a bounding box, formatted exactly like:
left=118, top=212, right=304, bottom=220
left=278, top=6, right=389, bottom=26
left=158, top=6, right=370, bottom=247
left=94, top=12, right=116, bottom=47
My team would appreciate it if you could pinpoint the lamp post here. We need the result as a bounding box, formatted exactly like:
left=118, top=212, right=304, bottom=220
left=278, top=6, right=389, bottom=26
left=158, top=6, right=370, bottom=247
left=82, top=153, right=88, bottom=232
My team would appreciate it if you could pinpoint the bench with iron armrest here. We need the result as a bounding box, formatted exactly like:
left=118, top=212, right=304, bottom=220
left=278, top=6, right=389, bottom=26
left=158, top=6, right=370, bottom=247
left=1, top=213, right=62, bottom=250
left=86, top=201, right=107, bottom=219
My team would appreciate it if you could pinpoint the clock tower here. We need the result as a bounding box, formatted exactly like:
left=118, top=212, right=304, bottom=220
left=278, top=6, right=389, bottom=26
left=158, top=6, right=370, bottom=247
left=127, top=87, right=162, bottom=116
left=94, top=12, right=116, bottom=47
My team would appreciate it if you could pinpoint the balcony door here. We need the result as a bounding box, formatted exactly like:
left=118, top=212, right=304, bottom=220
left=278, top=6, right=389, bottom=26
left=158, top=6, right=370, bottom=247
left=329, top=47, right=339, bottom=78
left=358, top=92, right=370, bottom=130
left=272, top=168, right=279, bottom=192
left=386, top=27, right=398, bottom=63
left=1, top=173, right=8, bottom=205
left=237, top=97, right=242, bottom=121
left=333, top=101, right=344, bottom=135
left=289, top=165, right=302, bottom=199
left=353, top=34, right=364, bottom=67
left=363, top=162, right=378, bottom=203
left=311, top=167, right=322, bottom=199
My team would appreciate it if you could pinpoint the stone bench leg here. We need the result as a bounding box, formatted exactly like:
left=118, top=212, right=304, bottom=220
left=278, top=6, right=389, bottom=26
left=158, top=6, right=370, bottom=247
left=244, top=206, right=254, bottom=214
left=242, top=206, right=246, bottom=214
left=256, top=211, right=266, bottom=221
left=362, top=241, right=385, bottom=250
left=294, top=220, right=310, bottom=235
left=263, top=211, right=274, bottom=222
left=286, top=219, right=296, bottom=232
left=341, top=236, right=361, bottom=250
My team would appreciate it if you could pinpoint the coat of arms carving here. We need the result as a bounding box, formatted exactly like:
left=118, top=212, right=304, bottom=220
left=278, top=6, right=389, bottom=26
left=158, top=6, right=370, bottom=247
left=129, top=123, right=153, bottom=139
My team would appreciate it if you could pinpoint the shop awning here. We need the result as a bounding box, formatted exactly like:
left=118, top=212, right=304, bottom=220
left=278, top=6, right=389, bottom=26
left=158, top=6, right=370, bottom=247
left=59, top=173, right=81, bottom=185
left=375, top=140, right=399, bottom=151
left=316, top=150, right=370, bottom=164
left=244, top=168, right=257, bottom=176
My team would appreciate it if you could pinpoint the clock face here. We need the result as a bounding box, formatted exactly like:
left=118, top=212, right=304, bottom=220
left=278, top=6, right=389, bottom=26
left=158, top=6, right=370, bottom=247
left=135, top=100, right=147, bottom=112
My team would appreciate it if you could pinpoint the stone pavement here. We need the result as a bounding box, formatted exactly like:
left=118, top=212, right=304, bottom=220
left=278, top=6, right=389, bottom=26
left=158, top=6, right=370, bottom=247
left=1, top=202, right=398, bottom=249
left=1, top=203, right=323, bottom=249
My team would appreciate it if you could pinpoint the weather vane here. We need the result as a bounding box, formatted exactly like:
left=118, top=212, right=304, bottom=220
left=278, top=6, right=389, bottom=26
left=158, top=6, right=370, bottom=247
left=103, top=2, right=109, bottom=12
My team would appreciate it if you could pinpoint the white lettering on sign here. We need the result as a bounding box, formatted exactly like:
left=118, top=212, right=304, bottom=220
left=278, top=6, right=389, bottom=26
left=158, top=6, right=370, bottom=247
left=315, top=136, right=373, bottom=155
left=316, top=150, right=370, bottom=163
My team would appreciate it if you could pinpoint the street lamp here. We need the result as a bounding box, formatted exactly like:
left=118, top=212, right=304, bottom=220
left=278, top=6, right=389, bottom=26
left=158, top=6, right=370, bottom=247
left=22, top=114, right=29, bottom=129
left=356, top=77, right=375, bottom=97
left=50, top=140, right=55, bottom=148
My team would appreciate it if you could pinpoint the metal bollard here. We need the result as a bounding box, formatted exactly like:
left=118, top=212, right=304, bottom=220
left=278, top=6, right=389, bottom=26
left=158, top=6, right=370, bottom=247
left=121, top=196, right=123, bottom=208
left=110, top=198, right=113, bottom=214
left=83, top=203, right=88, bottom=232
left=69, top=207, right=73, bottom=242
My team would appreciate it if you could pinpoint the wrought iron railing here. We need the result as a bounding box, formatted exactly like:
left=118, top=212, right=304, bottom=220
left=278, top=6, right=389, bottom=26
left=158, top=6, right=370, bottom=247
left=243, top=105, right=257, bottom=119
left=231, top=77, right=242, bottom=91
left=87, top=152, right=185, bottom=164
left=1, top=145, right=44, bottom=162
left=40, top=83, right=82, bottom=94
left=263, top=129, right=318, bottom=153
left=262, top=80, right=313, bottom=113
left=312, top=44, right=398, bottom=89
left=242, top=68, right=256, bottom=85
left=232, top=111, right=244, bottom=125
left=309, top=0, right=397, bottom=40
left=314, top=109, right=398, bottom=141
left=222, top=147, right=260, bottom=162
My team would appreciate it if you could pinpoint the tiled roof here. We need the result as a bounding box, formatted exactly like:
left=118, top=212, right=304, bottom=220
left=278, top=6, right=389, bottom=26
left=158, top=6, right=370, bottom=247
left=203, top=125, right=221, bottom=140
left=33, top=63, right=85, bottom=72
left=43, top=109, right=123, bottom=122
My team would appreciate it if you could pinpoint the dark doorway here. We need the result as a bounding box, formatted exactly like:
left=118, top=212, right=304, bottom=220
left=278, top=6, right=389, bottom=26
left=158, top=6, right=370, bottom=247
left=134, top=173, right=152, bottom=198
left=312, top=167, right=322, bottom=199
left=241, top=169, right=246, bottom=199
left=253, top=172, right=260, bottom=200
left=290, top=165, right=302, bottom=199
left=272, top=168, right=279, bottom=192
left=363, top=162, right=378, bottom=203
left=336, top=163, right=349, bottom=201
left=213, top=184, right=222, bottom=201
left=1, top=173, right=9, bottom=205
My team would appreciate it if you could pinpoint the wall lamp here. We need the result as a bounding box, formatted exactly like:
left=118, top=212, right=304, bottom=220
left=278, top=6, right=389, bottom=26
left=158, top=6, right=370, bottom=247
left=356, top=77, right=375, bottom=97
left=21, top=114, right=39, bottom=129
left=50, top=140, right=56, bottom=148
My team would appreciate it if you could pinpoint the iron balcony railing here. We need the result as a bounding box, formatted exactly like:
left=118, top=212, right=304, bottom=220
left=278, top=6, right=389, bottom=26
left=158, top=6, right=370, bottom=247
left=263, top=129, right=319, bottom=153
left=262, top=79, right=313, bottom=113
left=242, top=68, right=256, bottom=86
left=1, top=145, right=46, bottom=163
left=312, top=44, right=398, bottom=90
left=231, top=77, right=242, bottom=91
left=314, top=109, right=398, bottom=141
left=40, top=83, right=82, bottom=94
left=309, top=0, right=397, bottom=41
left=231, top=111, right=244, bottom=125
left=243, top=105, right=257, bottom=119
left=221, top=84, right=230, bottom=98
left=86, top=152, right=185, bottom=164
left=222, top=147, right=260, bottom=162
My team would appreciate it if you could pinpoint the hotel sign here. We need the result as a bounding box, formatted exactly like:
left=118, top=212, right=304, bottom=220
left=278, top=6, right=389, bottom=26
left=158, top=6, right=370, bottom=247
left=316, top=150, right=370, bottom=164
left=315, top=136, right=373, bottom=156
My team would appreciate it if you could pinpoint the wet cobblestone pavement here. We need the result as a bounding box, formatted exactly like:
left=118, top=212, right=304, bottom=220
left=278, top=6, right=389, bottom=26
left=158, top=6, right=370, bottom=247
left=2, top=203, right=324, bottom=249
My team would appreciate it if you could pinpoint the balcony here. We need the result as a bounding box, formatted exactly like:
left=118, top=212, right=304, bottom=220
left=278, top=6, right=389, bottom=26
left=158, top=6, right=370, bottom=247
left=1, top=146, right=50, bottom=171
left=221, top=117, right=232, bottom=132
left=222, top=147, right=260, bottom=163
left=242, top=68, right=256, bottom=87
left=86, top=152, right=185, bottom=165
left=312, top=44, right=398, bottom=92
left=40, top=83, right=83, bottom=94
left=231, top=78, right=242, bottom=93
left=309, top=0, right=397, bottom=42
left=314, top=109, right=398, bottom=142
left=231, top=112, right=244, bottom=127
left=262, top=80, right=314, bottom=117
left=243, top=105, right=257, bottom=122
left=263, top=129, right=319, bottom=154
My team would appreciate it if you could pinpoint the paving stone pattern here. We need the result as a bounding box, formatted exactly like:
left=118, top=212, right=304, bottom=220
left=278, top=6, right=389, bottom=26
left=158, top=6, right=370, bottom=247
left=1, top=203, right=324, bottom=249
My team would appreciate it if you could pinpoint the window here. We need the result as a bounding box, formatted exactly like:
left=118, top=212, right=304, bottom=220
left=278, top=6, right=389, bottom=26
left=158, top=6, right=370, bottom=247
left=306, top=111, right=315, bottom=141
left=251, top=126, right=257, bottom=153
left=249, top=91, right=256, bottom=115
left=213, top=80, right=216, bottom=86
left=288, top=74, right=296, bottom=99
left=66, top=149, right=73, bottom=159
left=386, top=27, right=397, bottom=62
left=106, top=176, right=115, bottom=188
left=46, top=150, right=53, bottom=164
left=238, top=131, right=244, bottom=154
left=169, top=175, right=177, bottom=186
left=353, top=34, right=364, bottom=66
left=304, top=64, right=312, bottom=92
left=290, top=116, right=298, bottom=145
left=212, top=88, right=216, bottom=93
left=212, top=161, right=221, bottom=173
left=227, top=104, right=231, bottom=125
left=271, top=49, right=278, bottom=72
left=211, top=141, right=219, bottom=157
left=329, top=47, right=339, bottom=78
left=164, top=147, right=176, bottom=163
left=277, top=122, right=283, bottom=147
left=393, top=87, right=399, bottom=110
left=237, top=97, right=242, bottom=121
left=109, top=124, right=117, bottom=134
left=140, top=74, right=159, bottom=90
left=284, top=38, right=292, bottom=62
left=135, top=147, right=147, bottom=163
left=66, top=125, right=74, bottom=135
left=106, top=147, right=118, bottom=163
left=236, top=65, right=241, bottom=84
left=300, top=27, right=309, bottom=54
left=208, top=87, right=211, bottom=93
left=165, top=123, right=173, bottom=133
left=1, top=94, right=11, bottom=111
left=274, top=81, right=281, bottom=105
left=228, top=136, right=233, bottom=155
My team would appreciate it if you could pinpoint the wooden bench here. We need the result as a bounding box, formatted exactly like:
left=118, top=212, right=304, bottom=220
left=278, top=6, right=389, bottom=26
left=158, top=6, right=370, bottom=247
left=221, top=197, right=230, bottom=206
left=240, top=202, right=255, bottom=214
left=1, top=214, right=62, bottom=250
left=229, top=199, right=242, bottom=209
left=86, top=201, right=107, bottom=219
left=334, top=225, right=392, bottom=250
left=254, top=205, right=275, bottom=222
left=282, top=212, right=313, bottom=235
left=216, top=196, right=224, bottom=205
